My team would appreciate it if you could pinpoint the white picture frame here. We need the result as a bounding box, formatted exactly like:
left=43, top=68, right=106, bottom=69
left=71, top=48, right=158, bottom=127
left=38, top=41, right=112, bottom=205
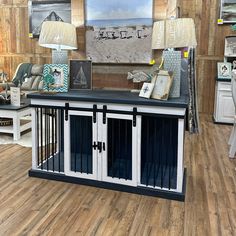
left=151, top=70, right=173, bottom=100
left=217, top=62, right=232, bottom=79
left=139, top=83, right=154, bottom=99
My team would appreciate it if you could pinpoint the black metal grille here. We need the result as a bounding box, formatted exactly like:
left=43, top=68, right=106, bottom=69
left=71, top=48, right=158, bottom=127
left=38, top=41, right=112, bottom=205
left=107, top=118, right=132, bottom=180
left=141, top=116, right=178, bottom=189
left=70, top=115, right=93, bottom=174
left=35, top=108, right=64, bottom=172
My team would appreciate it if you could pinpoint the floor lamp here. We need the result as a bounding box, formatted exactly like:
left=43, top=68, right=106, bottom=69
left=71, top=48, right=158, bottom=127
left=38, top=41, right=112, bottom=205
left=39, top=21, right=77, bottom=64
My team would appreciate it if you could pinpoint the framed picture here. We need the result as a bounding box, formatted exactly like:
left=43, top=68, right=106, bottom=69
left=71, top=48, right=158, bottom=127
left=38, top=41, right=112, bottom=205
left=219, top=0, right=236, bottom=24
left=85, top=0, right=153, bottom=63
left=217, top=62, right=232, bottom=79
left=69, top=60, right=92, bottom=90
left=225, top=36, right=236, bottom=57
left=151, top=70, right=173, bottom=100
left=28, top=0, right=71, bottom=38
left=43, top=64, right=69, bottom=92
left=139, top=83, right=154, bottom=99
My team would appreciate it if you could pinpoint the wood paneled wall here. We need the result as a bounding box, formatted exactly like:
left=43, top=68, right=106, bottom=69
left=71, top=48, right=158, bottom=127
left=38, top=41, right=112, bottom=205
left=0, top=0, right=178, bottom=83
left=0, top=0, right=232, bottom=114
left=181, top=0, right=236, bottom=114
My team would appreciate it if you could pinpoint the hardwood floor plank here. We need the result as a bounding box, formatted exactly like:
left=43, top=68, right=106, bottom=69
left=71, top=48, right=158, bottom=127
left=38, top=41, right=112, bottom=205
left=0, top=115, right=236, bottom=235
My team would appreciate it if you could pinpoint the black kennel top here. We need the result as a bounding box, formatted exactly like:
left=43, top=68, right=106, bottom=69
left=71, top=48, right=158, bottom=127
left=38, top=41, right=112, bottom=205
left=28, top=90, right=188, bottom=108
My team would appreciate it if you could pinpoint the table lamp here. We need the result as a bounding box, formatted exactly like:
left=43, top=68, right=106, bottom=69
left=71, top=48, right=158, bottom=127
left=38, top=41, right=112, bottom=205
left=39, top=21, right=77, bottom=64
left=151, top=18, right=197, bottom=97
left=152, top=18, right=197, bottom=49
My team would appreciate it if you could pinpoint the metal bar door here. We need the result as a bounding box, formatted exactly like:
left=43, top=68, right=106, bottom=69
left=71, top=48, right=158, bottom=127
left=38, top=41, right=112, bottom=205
left=64, top=110, right=98, bottom=180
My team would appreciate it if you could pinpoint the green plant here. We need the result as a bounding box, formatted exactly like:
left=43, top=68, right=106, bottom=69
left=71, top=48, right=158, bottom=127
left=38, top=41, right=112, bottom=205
left=44, top=74, right=54, bottom=91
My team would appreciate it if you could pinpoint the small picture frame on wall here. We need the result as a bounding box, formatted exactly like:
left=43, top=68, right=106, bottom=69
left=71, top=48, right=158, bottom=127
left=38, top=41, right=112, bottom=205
left=217, top=62, right=232, bottom=79
left=69, top=60, right=92, bottom=90
left=151, top=70, right=173, bottom=100
left=219, top=0, right=236, bottom=24
left=43, top=64, right=69, bottom=92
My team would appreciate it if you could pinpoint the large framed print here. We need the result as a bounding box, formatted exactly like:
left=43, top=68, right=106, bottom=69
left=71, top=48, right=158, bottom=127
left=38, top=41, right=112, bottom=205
left=28, top=0, right=71, bottom=38
left=85, top=0, right=153, bottom=64
left=43, top=64, right=69, bottom=92
left=69, top=60, right=92, bottom=90
left=219, top=0, right=236, bottom=24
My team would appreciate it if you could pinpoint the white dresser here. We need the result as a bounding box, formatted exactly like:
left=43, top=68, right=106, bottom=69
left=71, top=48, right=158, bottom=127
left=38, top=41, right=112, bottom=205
left=214, top=79, right=235, bottom=124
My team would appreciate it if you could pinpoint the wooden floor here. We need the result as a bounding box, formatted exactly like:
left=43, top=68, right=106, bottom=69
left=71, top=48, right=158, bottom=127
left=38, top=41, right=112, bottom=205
left=0, top=115, right=236, bottom=236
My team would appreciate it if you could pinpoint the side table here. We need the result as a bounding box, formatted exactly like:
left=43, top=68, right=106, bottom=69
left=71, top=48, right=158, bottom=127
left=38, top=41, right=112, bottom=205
left=0, top=102, right=31, bottom=141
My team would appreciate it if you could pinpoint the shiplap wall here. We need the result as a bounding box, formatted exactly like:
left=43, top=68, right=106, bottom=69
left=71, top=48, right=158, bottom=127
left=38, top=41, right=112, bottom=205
left=0, top=0, right=178, bottom=82
left=181, top=0, right=236, bottom=114
left=1, top=0, right=233, bottom=114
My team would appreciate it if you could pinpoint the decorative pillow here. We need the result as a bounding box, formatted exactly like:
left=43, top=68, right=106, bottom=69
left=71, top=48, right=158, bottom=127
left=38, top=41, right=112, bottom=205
left=31, top=64, right=43, bottom=76
left=31, top=75, right=42, bottom=90
left=38, top=80, right=44, bottom=90
left=21, top=77, right=34, bottom=91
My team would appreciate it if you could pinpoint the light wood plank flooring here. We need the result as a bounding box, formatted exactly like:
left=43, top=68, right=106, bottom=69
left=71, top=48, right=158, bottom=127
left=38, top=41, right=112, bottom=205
left=0, top=115, right=236, bottom=236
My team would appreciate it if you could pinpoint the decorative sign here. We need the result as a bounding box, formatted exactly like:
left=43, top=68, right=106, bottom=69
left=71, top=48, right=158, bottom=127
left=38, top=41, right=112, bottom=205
left=10, top=87, right=21, bottom=106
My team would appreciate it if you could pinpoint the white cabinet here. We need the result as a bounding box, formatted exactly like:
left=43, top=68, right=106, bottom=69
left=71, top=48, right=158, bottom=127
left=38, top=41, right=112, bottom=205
left=214, top=81, right=235, bottom=123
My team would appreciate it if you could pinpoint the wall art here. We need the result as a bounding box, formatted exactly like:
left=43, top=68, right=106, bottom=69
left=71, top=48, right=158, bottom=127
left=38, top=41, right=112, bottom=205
left=85, top=0, right=153, bottom=63
left=217, top=62, right=232, bottom=79
left=151, top=70, right=173, bottom=100
left=28, top=0, right=71, bottom=38
left=219, top=0, right=236, bottom=24
left=69, top=60, right=92, bottom=90
left=43, top=64, right=69, bottom=92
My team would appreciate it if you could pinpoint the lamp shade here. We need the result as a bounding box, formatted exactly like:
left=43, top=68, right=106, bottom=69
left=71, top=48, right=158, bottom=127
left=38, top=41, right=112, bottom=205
left=152, top=18, right=197, bottom=49
left=39, top=21, right=77, bottom=50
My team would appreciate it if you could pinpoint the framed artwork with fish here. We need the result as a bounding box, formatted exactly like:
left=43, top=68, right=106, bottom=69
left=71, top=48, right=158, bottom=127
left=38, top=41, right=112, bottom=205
left=85, top=0, right=153, bottom=64
left=219, top=0, right=236, bottom=24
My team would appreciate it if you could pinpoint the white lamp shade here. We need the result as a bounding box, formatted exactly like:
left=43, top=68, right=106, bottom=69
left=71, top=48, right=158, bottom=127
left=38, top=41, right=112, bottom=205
left=39, top=21, right=77, bottom=50
left=152, top=18, right=197, bottom=49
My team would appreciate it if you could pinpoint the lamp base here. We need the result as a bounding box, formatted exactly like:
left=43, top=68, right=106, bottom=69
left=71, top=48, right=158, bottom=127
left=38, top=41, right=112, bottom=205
left=52, top=50, right=68, bottom=64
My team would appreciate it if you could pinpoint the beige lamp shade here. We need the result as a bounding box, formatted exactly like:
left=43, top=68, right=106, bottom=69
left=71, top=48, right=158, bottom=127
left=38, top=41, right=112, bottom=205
left=152, top=18, right=197, bottom=49
left=39, top=21, right=77, bottom=50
